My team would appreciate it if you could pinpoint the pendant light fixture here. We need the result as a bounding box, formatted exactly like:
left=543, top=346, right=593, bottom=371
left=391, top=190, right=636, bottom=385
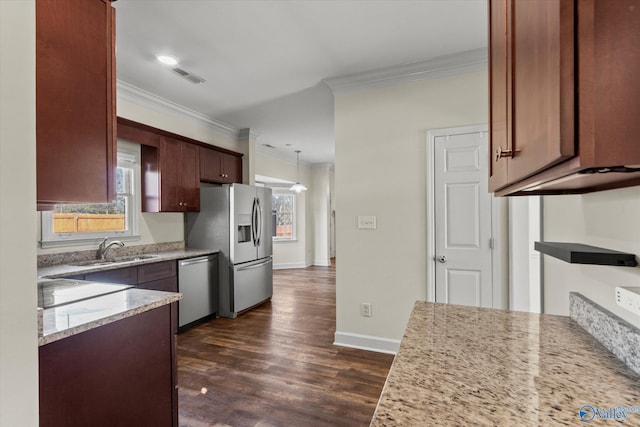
left=289, top=150, right=307, bottom=192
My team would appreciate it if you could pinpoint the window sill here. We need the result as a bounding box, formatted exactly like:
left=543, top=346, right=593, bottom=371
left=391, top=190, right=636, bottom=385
left=273, top=238, right=298, bottom=243
left=40, top=235, right=141, bottom=249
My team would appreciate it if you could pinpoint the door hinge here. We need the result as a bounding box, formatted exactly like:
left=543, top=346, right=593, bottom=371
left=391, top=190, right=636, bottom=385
left=489, top=237, right=495, bottom=250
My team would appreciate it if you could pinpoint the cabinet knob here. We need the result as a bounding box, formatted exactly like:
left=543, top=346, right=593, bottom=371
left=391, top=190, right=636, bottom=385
left=495, top=147, right=521, bottom=162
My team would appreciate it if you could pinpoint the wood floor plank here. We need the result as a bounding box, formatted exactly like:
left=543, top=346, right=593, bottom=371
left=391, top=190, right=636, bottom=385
left=177, top=263, right=393, bottom=427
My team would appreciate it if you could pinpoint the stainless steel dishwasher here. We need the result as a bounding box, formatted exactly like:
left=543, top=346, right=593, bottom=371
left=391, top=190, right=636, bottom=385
left=178, top=254, right=218, bottom=330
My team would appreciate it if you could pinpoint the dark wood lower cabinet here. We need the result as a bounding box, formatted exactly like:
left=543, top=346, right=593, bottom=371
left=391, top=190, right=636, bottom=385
left=39, top=304, right=178, bottom=427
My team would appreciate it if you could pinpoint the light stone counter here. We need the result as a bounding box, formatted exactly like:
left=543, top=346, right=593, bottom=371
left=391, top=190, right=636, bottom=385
left=38, top=248, right=218, bottom=279
left=371, top=301, right=640, bottom=426
left=39, top=287, right=181, bottom=346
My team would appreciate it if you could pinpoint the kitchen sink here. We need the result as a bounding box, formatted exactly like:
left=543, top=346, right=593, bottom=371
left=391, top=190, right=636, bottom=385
left=113, top=255, right=160, bottom=262
left=69, top=259, right=116, bottom=267
left=70, top=254, right=160, bottom=267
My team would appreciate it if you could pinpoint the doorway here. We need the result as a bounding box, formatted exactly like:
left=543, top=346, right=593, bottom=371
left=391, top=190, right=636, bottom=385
left=426, top=125, right=507, bottom=309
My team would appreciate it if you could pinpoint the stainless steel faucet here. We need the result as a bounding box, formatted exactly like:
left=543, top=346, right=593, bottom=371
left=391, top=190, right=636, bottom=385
left=97, top=237, right=125, bottom=260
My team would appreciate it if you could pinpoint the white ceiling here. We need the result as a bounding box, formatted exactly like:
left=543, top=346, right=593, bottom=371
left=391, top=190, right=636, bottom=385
left=114, top=0, right=488, bottom=164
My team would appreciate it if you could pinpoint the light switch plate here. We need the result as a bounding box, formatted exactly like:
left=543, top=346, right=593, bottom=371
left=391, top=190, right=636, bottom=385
left=615, top=287, right=640, bottom=316
left=357, top=216, right=377, bottom=229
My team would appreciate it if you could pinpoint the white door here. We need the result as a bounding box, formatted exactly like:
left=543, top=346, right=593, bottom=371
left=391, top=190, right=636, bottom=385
left=434, top=129, right=493, bottom=307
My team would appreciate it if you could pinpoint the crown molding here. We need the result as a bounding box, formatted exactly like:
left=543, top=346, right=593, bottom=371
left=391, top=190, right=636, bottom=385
left=311, top=163, right=334, bottom=170
left=117, top=80, right=241, bottom=138
left=324, top=48, right=487, bottom=95
left=255, top=144, right=318, bottom=167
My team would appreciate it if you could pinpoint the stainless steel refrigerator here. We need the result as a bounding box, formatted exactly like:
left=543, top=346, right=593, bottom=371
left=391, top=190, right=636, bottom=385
left=186, top=184, right=273, bottom=318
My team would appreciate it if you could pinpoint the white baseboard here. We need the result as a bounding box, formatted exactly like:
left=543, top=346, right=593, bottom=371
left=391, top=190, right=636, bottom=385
left=313, top=259, right=331, bottom=267
left=273, top=262, right=309, bottom=270
left=333, top=331, right=399, bottom=355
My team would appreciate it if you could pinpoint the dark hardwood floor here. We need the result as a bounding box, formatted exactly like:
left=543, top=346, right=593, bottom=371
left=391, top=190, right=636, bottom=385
left=177, top=262, right=394, bottom=427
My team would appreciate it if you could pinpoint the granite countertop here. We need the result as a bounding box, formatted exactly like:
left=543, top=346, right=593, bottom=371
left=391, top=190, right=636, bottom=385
left=36, top=245, right=207, bottom=346
left=371, top=301, right=640, bottom=426
left=38, top=248, right=218, bottom=279
left=39, top=286, right=181, bottom=346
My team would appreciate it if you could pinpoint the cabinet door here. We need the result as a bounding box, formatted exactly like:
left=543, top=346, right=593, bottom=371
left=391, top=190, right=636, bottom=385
left=39, top=305, right=175, bottom=427
left=180, top=142, right=200, bottom=212
left=158, top=137, right=199, bottom=212
left=488, top=0, right=510, bottom=191
left=36, top=0, right=116, bottom=205
left=138, top=277, right=178, bottom=293
left=138, top=261, right=177, bottom=283
left=508, top=0, right=575, bottom=183
left=200, top=147, right=242, bottom=184
left=199, top=147, right=224, bottom=182
left=84, top=267, right=138, bottom=285
left=221, top=152, right=243, bottom=183
left=159, top=137, right=183, bottom=212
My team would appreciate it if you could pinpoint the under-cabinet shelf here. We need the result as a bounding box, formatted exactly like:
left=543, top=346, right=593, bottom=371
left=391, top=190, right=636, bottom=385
left=534, top=242, right=638, bottom=267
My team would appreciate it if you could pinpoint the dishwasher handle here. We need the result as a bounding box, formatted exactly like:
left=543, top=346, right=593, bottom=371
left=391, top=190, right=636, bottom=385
left=180, top=256, right=216, bottom=267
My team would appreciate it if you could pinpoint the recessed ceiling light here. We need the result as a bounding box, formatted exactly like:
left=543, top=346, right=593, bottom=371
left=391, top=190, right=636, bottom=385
left=156, top=55, right=178, bottom=66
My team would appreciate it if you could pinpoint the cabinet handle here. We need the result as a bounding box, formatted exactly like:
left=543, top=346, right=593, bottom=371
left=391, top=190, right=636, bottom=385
left=495, top=147, right=521, bottom=162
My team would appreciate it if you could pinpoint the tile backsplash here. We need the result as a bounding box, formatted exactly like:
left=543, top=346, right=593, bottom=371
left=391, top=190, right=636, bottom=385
left=570, top=292, right=640, bottom=376
left=37, top=241, right=185, bottom=267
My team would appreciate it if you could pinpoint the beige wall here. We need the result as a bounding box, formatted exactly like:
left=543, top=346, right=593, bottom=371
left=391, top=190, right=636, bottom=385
left=544, top=186, right=640, bottom=328
left=334, top=71, right=488, bottom=343
left=0, top=1, right=39, bottom=425
left=255, top=151, right=313, bottom=268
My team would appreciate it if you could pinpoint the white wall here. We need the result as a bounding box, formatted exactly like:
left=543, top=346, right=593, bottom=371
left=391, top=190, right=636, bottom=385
left=311, top=165, right=332, bottom=266
left=0, top=1, right=39, bottom=425
left=509, top=196, right=541, bottom=313
left=334, top=71, right=488, bottom=346
left=544, top=186, right=640, bottom=328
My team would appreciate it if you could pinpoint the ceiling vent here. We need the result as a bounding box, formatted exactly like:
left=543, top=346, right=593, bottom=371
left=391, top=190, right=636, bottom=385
left=171, top=67, right=205, bottom=84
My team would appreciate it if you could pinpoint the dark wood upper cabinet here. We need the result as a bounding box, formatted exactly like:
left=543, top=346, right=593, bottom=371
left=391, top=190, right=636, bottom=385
left=200, top=146, right=243, bottom=184
left=141, top=137, right=200, bottom=212
left=489, top=0, right=640, bottom=196
left=117, top=117, right=243, bottom=212
left=36, top=0, right=117, bottom=206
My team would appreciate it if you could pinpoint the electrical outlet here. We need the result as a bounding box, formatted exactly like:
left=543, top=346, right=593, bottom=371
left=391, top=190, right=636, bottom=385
left=615, top=287, right=640, bottom=316
left=360, top=302, right=372, bottom=317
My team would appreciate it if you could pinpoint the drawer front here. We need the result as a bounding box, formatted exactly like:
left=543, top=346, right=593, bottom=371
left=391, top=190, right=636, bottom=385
left=84, top=267, right=138, bottom=285
left=137, top=276, right=178, bottom=293
left=138, top=260, right=177, bottom=283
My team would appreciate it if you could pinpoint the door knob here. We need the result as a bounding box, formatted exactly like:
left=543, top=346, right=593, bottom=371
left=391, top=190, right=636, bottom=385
left=437, top=255, right=447, bottom=263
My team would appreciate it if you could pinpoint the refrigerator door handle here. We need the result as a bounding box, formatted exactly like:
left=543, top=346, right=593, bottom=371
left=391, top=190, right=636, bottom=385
left=237, top=258, right=272, bottom=272
left=256, top=197, right=262, bottom=247
left=251, top=197, right=258, bottom=247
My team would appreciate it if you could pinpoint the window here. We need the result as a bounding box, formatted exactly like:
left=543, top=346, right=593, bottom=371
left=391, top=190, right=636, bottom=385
left=272, top=189, right=296, bottom=241
left=41, top=148, right=139, bottom=247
